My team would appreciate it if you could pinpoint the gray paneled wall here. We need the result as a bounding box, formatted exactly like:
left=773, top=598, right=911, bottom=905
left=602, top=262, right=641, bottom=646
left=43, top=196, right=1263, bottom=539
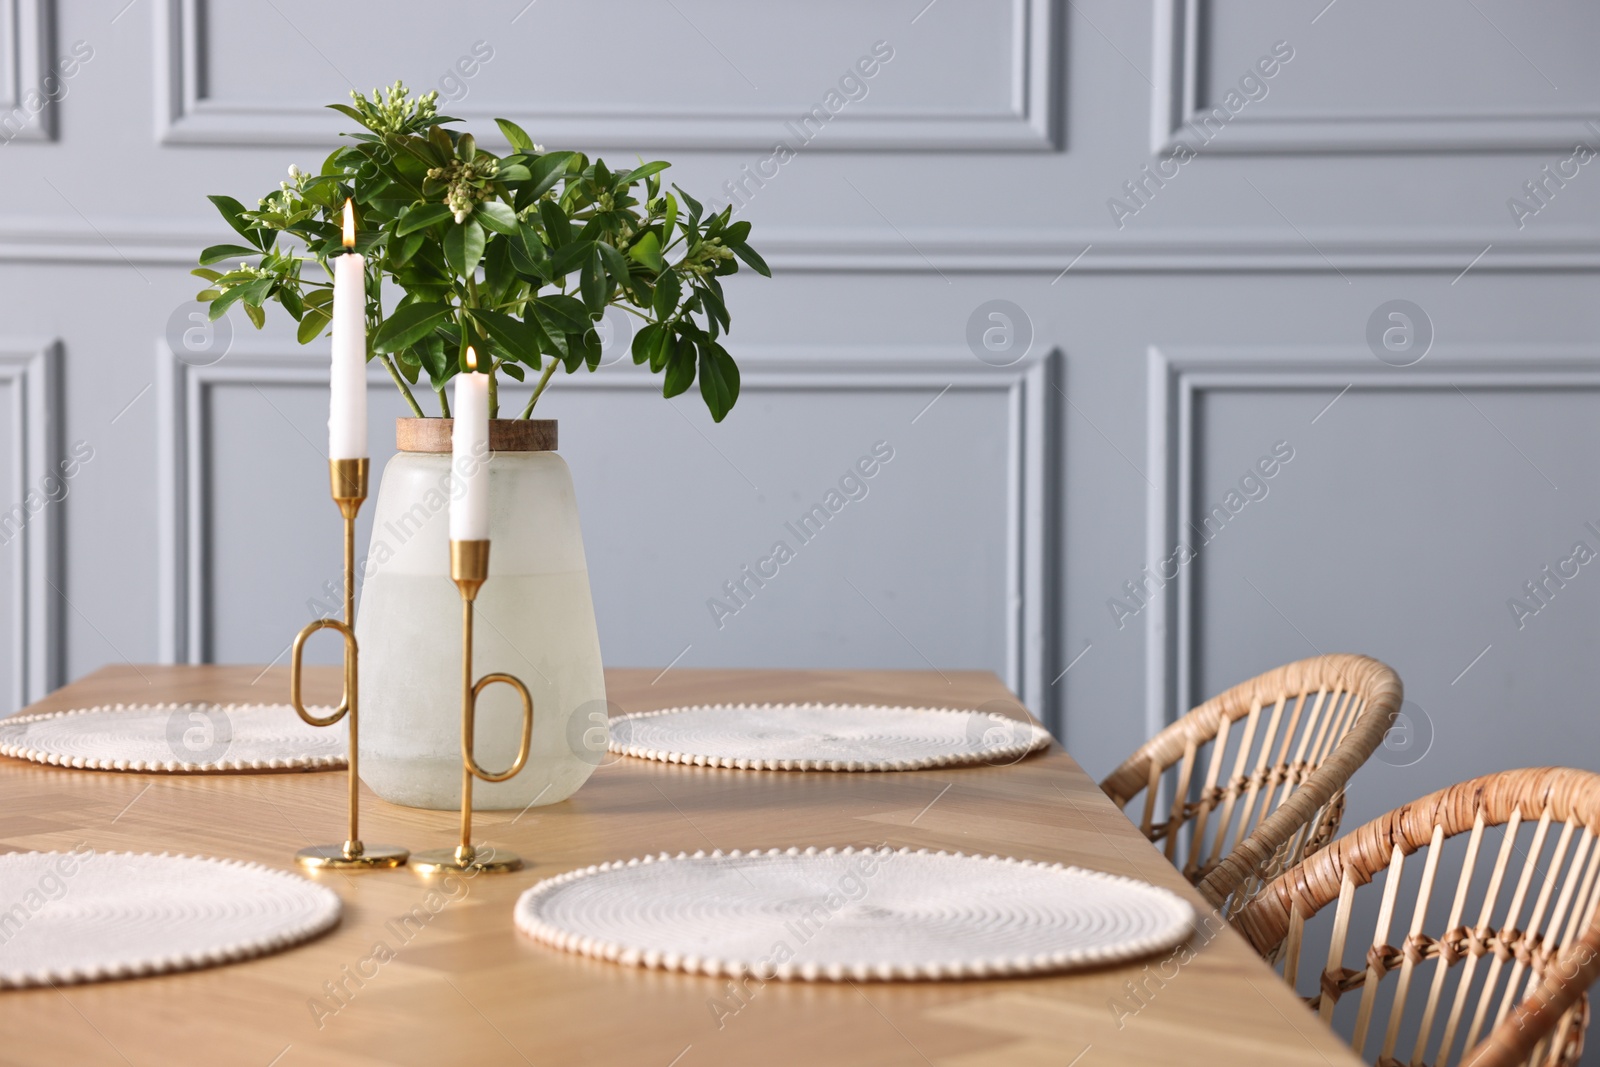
left=4, top=0, right=1600, bottom=1011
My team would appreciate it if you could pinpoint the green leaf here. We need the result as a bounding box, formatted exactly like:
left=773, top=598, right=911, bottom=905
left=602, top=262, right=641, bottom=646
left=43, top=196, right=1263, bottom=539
left=392, top=229, right=427, bottom=266
left=208, top=276, right=273, bottom=320
left=672, top=183, right=704, bottom=222
left=525, top=151, right=578, bottom=200
left=394, top=133, right=445, bottom=169
left=296, top=218, right=340, bottom=245
left=244, top=302, right=266, bottom=329
left=550, top=238, right=595, bottom=279
left=597, top=241, right=632, bottom=292
left=206, top=290, right=241, bottom=321
left=729, top=240, right=770, bottom=277
left=428, top=124, right=454, bottom=158
left=476, top=201, right=519, bottom=236
left=198, top=243, right=261, bottom=266
left=499, top=361, right=526, bottom=382
left=653, top=269, right=682, bottom=319
left=580, top=246, right=607, bottom=313
left=415, top=334, right=451, bottom=388
left=660, top=195, right=678, bottom=249
left=456, top=132, right=476, bottom=162
left=322, top=146, right=354, bottom=175
left=632, top=322, right=660, bottom=365
left=534, top=294, right=589, bottom=334
left=698, top=341, right=739, bottom=422
left=467, top=307, right=549, bottom=368
left=206, top=194, right=252, bottom=233
left=632, top=322, right=672, bottom=369
left=190, top=267, right=222, bottom=282
left=373, top=301, right=454, bottom=353
left=296, top=309, right=331, bottom=344
left=554, top=332, right=581, bottom=373
left=572, top=324, right=602, bottom=372
left=494, top=163, right=530, bottom=183
left=396, top=203, right=453, bottom=235
left=538, top=200, right=570, bottom=247
left=495, top=118, right=535, bottom=151
left=396, top=351, right=421, bottom=383
left=325, top=102, right=367, bottom=125
left=481, top=236, right=517, bottom=304
left=509, top=222, right=549, bottom=278
left=662, top=337, right=696, bottom=398
left=541, top=329, right=569, bottom=361
left=650, top=332, right=672, bottom=372
left=207, top=195, right=272, bottom=251
left=628, top=231, right=665, bottom=274
left=700, top=282, right=730, bottom=335
left=622, top=161, right=671, bottom=184
left=443, top=219, right=486, bottom=275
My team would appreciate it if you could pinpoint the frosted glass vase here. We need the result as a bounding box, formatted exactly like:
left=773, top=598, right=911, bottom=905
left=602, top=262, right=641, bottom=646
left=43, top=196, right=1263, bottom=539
left=355, top=419, right=607, bottom=810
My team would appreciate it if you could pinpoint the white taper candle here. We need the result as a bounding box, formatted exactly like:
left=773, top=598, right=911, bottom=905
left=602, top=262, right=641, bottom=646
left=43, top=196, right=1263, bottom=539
left=451, top=347, right=490, bottom=541
left=328, top=199, right=368, bottom=459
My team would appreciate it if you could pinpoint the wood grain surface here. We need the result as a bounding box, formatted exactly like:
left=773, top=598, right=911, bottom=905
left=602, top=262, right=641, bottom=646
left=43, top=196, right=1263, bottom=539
left=0, top=665, right=1360, bottom=1066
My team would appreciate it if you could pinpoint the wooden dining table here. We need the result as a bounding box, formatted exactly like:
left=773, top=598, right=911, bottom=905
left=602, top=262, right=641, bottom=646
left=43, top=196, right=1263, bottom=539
left=0, top=665, right=1360, bottom=1066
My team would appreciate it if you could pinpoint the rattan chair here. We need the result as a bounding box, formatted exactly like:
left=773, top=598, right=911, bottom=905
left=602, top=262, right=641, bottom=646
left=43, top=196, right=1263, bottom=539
left=1234, top=768, right=1600, bottom=1067
left=1100, top=653, right=1401, bottom=917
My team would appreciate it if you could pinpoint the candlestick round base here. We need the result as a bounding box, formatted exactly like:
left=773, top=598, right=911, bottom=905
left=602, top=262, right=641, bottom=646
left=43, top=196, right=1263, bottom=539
left=295, top=843, right=409, bottom=870
left=410, top=847, right=523, bottom=875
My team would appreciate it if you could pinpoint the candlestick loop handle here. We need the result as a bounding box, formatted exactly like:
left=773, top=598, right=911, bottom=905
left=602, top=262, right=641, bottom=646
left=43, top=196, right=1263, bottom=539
left=464, top=673, right=533, bottom=783
left=290, top=617, right=355, bottom=728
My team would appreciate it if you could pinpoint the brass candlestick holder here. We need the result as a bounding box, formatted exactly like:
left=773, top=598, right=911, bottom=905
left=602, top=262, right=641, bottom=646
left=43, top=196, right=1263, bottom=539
left=412, top=539, right=535, bottom=875
left=287, top=458, right=409, bottom=870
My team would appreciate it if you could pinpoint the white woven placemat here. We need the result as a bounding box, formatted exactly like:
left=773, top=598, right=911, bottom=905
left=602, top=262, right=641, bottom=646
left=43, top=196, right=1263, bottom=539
left=0, top=703, right=346, bottom=773
left=0, top=850, right=341, bottom=988
left=515, top=846, right=1194, bottom=981
left=608, top=703, right=1051, bottom=771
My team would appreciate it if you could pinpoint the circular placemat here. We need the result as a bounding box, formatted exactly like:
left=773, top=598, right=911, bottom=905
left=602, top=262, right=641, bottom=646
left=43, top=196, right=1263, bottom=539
left=0, top=703, right=347, bottom=773
left=514, top=847, right=1194, bottom=981
left=608, top=703, right=1052, bottom=771
left=0, top=850, right=341, bottom=988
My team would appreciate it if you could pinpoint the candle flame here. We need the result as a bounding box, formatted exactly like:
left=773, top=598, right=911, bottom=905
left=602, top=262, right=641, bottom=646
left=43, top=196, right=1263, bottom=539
left=342, top=198, right=356, bottom=249
left=465, top=346, right=478, bottom=373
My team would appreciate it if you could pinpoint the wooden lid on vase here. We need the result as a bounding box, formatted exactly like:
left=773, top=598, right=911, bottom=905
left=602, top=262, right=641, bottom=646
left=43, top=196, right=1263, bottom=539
left=395, top=418, right=558, bottom=453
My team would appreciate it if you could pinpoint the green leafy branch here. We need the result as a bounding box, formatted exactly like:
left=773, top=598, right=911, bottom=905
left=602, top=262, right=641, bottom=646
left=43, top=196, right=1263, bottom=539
left=193, top=82, right=768, bottom=422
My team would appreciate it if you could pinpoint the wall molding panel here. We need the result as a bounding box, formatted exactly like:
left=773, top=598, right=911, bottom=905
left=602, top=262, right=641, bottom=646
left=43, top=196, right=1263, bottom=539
left=1143, top=343, right=1600, bottom=740
left=158, top=345, right=1059, bottom=725
left=154, top=0, right=1059, bottom=151
left=14, top=220, right=1600, bottom=275
left=0, top=0, right=53, bottom=143
left=0, top=338, right=61, bottom=710
left=1151, top=0, right=1600, bottom=155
